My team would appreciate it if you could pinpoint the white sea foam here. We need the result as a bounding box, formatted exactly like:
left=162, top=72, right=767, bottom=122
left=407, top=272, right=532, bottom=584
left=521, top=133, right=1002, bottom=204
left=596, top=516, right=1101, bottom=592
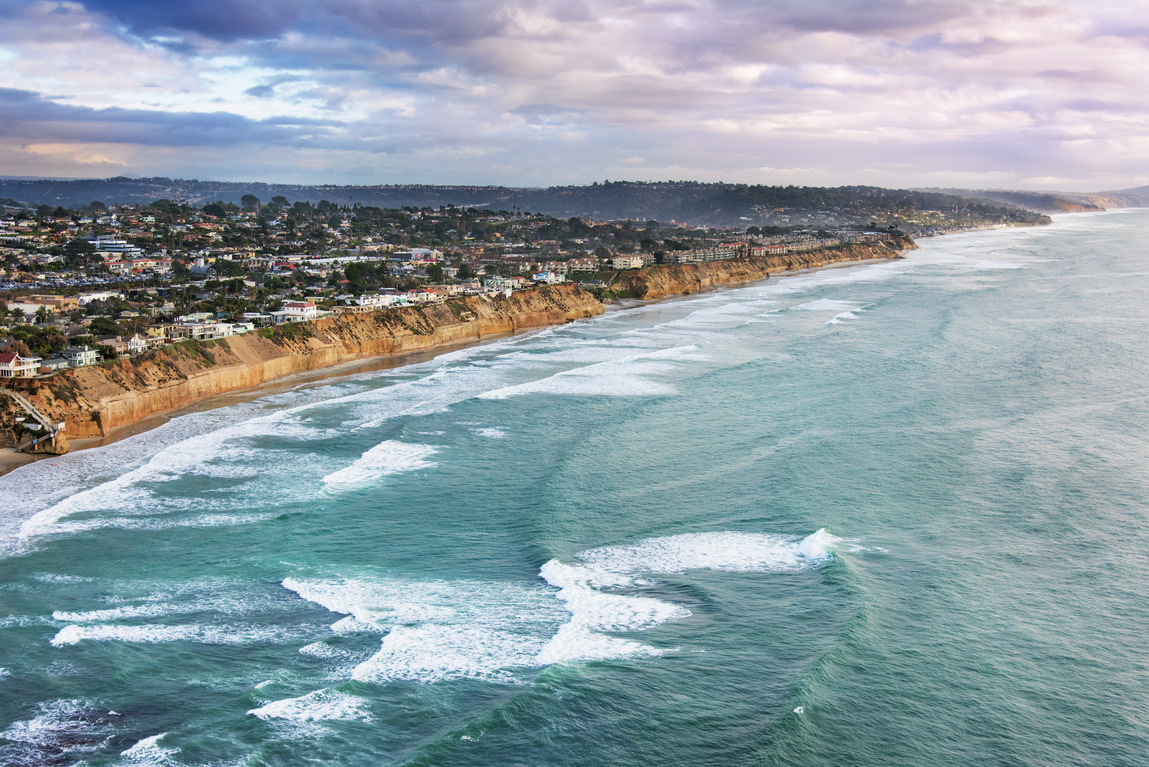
left=535, top=560, right=682, bottom=665
left=0, top=699, right=114, bottom=756
left=352, top=624, right=549, bottom=684
left=248, top=689, right=371, bottom=722
left=826, top=311, right=858, bottom=326
left=49, top=512, right=278, bottom=537
left=284, top=577, right=564, bottom=683
left=298, top=641, right=360, bottom=661
left=797, top=529, right=840, bottom=560
left=31, top=572, right=96, bottom=584
left=118, top=732, right=179, bottom=765
left=51, top=588, right=260, bottom=623
left=794, top=299, right=862, bottom=312
left=0, top=614, right=56, bottom=628
left=15, top=408, right=300, bottom=542
left=573, top=530, right=838, bottom=584
left=473, top=427, right=507, bottom=439
left=330, top=615, right=382, bottom=635
left=536, top=530, right=838, bottom=663
left=282, top=529, right=836, bottom=685
left=49, top=622, right=300, bottom=647
left=477, top=348, right=691, bottom=400
left=53, top=603, right=176, bottom=623
left=657, top=301, right=777, bottom=331
left=321, top=441, right=438, bottom=488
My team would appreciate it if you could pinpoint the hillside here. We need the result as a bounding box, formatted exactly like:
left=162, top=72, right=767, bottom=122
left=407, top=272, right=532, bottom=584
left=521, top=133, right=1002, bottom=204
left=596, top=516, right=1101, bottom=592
left=0, top=177, right=1049, bottom=231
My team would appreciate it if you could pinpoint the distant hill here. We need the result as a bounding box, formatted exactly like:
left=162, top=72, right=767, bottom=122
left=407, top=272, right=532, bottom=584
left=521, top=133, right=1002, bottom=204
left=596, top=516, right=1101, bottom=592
left=1100, top=185, right=1149, bottom=207
left=0, top=176, right=1050, bottom=230
left=917, top=188, right=1110, bottom=213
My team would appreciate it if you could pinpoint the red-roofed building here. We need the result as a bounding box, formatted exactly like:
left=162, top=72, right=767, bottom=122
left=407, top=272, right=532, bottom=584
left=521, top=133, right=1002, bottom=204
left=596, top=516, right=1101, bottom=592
left=0, top=352, right=42, bottom=378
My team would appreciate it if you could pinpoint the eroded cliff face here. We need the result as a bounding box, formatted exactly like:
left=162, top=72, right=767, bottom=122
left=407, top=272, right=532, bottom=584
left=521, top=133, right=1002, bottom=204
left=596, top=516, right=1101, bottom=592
left=9, top=285, right=604, bottom=441
left=612, top=237, right=915, bottom=300
left=2, top=242, right=914, bottom=449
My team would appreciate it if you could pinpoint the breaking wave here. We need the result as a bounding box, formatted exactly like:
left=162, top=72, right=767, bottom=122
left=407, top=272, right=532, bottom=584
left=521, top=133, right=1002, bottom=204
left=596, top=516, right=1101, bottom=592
left=281, top=529, right=837, bottom=685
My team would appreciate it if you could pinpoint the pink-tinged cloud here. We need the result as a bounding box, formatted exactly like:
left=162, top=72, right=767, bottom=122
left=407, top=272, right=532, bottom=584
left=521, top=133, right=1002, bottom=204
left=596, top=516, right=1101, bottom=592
left=1, top=0, right=1148, bottom=189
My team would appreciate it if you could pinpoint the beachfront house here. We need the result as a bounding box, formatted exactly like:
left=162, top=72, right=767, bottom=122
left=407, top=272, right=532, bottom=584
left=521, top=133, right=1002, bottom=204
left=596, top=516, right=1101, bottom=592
left=284, top=301, right=319, bottom=321
left=0, top=352, right=43, bottom=378
left=62, top=345, right=100, bottom=367
left=531, top=271, right=565, bottom=284
left=127, top=334, right=149, bottom=356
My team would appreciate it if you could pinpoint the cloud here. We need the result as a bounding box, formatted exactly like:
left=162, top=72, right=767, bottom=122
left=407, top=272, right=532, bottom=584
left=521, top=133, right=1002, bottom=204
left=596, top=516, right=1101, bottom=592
left=0, top=87, right=337, bottom=148
left=80, top=0, right=306, bottom=42
left=0, top=0, right=1147, bottom=188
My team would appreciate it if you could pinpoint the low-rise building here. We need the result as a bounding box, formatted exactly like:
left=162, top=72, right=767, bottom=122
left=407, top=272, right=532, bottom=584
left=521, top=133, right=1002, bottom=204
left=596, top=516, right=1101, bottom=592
left=0, top=352, right=42, bottom=378
left=611, top=254, right=645, bottom=270
left=62, top=345, right=100, bottom=367
left=566, top=257, right=598, bottom=273
left=283, top=301, right=319, bottom=321
left=127, top=334, right=149, bottom=355
left=532, top=271, right=566, bottom=284
left=38, top=357, right=71, bottom=374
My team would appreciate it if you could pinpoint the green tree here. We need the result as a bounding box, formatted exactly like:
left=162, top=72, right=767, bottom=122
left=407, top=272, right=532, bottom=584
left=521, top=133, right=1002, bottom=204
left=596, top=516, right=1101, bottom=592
left=426, top=263, right=444, bottom=283
left=88, top=316, right=120, bottom=337
left=63, top=238, right=97, bottom=269
left=241, top=194, right=261, bottom=212
left=203, top=201, right=238, bottom=217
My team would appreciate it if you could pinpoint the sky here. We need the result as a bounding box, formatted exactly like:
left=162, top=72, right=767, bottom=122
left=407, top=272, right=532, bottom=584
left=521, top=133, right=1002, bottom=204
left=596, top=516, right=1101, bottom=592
left=1, top=0, right=1148, bottom=191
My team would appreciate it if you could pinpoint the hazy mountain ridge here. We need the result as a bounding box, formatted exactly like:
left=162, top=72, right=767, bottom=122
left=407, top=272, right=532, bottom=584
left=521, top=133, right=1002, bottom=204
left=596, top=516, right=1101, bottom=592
left=0, top=177, right=1060, bottom=231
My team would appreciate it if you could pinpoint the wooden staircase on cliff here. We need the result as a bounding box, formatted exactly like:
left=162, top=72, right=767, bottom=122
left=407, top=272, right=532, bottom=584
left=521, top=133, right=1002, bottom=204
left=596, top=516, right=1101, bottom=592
left=0, top=386, right=66, bottom=452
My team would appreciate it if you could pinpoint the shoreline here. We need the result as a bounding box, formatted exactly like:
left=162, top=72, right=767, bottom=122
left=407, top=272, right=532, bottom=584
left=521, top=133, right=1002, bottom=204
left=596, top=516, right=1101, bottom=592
left=0, top=329, right=531, bottom=477
left=0, top=251, right=906, bottom=477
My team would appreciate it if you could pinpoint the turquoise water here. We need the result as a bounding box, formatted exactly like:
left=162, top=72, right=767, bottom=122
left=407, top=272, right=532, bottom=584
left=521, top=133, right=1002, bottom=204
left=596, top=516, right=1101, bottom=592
left=2, top=211, right=1148, bottom=766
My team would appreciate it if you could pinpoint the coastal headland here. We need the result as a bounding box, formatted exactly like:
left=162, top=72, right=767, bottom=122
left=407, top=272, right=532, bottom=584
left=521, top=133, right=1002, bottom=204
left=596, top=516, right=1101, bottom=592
left=609, top=236, right=914, bottom=300
left=0, top=237, right=913, bottom=458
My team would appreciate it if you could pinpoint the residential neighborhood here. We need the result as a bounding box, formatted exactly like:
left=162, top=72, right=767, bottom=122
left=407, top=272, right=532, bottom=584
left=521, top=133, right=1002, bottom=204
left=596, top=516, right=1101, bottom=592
left=0, top=197, right=903, bottom=376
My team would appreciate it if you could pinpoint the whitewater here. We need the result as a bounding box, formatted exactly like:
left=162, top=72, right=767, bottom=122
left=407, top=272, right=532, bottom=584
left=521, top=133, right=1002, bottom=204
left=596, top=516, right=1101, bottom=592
left=1, top=211, right=1148, bottom=765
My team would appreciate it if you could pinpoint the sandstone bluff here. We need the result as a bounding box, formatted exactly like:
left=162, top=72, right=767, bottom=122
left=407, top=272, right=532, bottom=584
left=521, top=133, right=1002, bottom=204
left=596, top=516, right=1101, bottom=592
left=1, top=239, right=912, bottom=452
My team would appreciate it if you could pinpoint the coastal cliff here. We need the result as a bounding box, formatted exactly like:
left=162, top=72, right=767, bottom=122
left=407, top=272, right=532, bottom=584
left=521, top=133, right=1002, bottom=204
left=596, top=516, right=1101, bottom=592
left=4, top=284, right=603, bottom=442
left=611, top=237, right=915, bottom=300
left=0, top=239, right=914, bottom=451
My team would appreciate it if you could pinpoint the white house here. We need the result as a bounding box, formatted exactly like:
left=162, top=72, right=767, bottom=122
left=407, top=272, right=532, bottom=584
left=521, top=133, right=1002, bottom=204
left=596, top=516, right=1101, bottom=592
left=127, top=334, right=149, bottom=356
left=352, top=294, right=405, bottom=310
left=62, top=346, right=100, bottom=367
left=0, top=352, right=42, bottom=378
left=283, top=301, right=319, bottom=321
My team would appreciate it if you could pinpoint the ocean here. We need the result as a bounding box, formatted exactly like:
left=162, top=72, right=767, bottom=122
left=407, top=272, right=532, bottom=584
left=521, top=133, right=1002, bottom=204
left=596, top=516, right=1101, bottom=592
left=1, top=210, right=1147, bottom=766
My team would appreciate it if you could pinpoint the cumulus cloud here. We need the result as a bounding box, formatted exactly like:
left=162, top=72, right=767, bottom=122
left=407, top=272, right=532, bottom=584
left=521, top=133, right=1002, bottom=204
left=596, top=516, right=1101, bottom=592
left=0, top=0, right=1147, bottom=187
